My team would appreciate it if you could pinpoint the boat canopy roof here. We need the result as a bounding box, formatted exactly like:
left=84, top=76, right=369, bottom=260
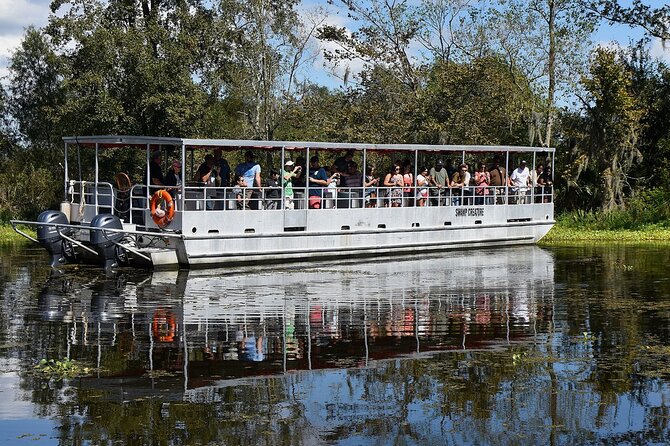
left=62, top=135, right=554, bottom=153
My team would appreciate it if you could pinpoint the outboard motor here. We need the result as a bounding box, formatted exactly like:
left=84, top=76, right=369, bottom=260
left=37, top=210, right=73, bottom=268
left=89, top=214, right=126, bottom=271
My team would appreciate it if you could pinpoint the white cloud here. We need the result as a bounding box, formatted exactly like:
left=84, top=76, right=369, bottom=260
left=0, top=35, right=24, bottom=59
left=0, top=0, right=50, bottom=34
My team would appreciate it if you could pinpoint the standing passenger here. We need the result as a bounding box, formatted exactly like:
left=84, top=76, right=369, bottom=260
left=384, top=163, right=403, bottom=207
left=474, top=162, right=490, bottom=205
left=364, top=165, right=379, bottom=207
left=489, top=156, right=507, bottom=204
left=509, top=160, right=531, bottom=204
left=416, top=167, right=430, bottom=207
left=282, top=160, right=301, bottom=209
left=235, top=151, right=261, bottom=210
left=429, top=159, right=448, bottom=206
left=450, top=164, right=468, bottom=206
left=308, top=156, right=338, bottom=209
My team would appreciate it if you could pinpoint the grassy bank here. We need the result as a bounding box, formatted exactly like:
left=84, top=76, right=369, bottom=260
left=0, top=224, right=35, bottom=244
left=541, top=224, right=670, bottom=244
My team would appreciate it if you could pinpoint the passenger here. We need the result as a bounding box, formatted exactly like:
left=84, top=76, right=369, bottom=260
left=364, top=165, right=379, bottom=208
left=532, top=164, right=545, bottom=203
left=194, top=154, right=215, bottom=184
left=509, top=160, right=531, bottom=204
left=282, top=160, right=301, bottom=209
left=402, top=163, right=414, bottom=207
left=489, top=156, right=507, bottom=204
left=148, top=150, right=165, bottom=190
left=542, top=165, right=553, bottom=202
left=333, top=149, right=355, bottom=174
left=416, top=166, right=430, bottom=207
left=462, top=163, right=473, bottom=205
left=194, top=154, right=216, bottom=210
left=308, top=156, right=338, bottom=209
left=231, top=174, right=247, bottom=210
left=450, top=163, right=468, bottom=206
left=474, top=162, right=491, bottom=205
left=340, top=161, right=363, bottom=208
left=445, top=158, right=456, bottom=180
left=383, top=163, right=403, bottom=207
left=429, top=159, right=448, bottom=206
left=264, top=169, right=281, bottom=210
left=293, top=156, right=307, bottom=189
left=213, top=148, right=231, bottom=187
left=235, top=151, right=262, bottom=210
left=164, top=160, right=182, bottom=201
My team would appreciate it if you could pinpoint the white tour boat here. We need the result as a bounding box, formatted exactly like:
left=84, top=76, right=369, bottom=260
left=11, top=135, right=555, bottom=270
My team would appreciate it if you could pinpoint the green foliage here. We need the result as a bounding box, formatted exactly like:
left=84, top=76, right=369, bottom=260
left=555, top=188, right=670, bottom=232
left=34, top=358, right=91, bottom=380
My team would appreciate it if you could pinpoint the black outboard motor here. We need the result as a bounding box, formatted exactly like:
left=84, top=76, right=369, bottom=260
left=37, top=211, right=73, bottom=268
left=90, top=214, right=126, bottom=271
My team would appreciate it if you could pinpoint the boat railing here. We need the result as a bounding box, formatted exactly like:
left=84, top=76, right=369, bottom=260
left=135, top=184, right=551, bottom=211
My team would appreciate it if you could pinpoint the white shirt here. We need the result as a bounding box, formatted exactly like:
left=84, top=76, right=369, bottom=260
left=510, top=166, right=530, bottom=189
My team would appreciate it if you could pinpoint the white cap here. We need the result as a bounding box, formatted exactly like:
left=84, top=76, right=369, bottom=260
left=285, top=160, right=295, bottom=166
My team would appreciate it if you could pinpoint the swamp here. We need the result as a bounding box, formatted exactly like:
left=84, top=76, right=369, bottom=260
left=1, top=243, right=670, bottom=445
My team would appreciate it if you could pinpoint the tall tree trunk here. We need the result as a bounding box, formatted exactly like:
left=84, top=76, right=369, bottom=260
left=545, top=0, right=556, bottom=148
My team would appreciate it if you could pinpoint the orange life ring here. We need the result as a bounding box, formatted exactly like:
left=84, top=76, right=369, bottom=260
left=152, top=310, right=177, bottom=343
left=150, top=189, right=175, bottom=228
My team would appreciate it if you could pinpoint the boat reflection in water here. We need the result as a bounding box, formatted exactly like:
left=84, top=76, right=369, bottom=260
left=35, top=246, right=556, bottom=443
left=37, top=246, right=554, bottom=388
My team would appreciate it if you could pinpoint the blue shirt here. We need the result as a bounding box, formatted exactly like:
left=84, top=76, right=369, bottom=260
left=235, top=162, right=261, bottom=189
left=309, top=167, right=328, bottom=197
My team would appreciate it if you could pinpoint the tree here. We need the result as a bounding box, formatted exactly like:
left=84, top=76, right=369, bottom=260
left=568, top=48, right=644, bottom=210
left=485, top=0, right=595, bottom=148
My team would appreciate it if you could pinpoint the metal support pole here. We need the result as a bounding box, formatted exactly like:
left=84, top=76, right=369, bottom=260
left=64, top=143, right=69, bottom=201
left=305, top=147, right=310, bottom=210
left=281, top=146, right=285, bottom=210
left=505, top=150, right=510, bottom=204
left=94, top=143, right=99, bottom=212
left=532, top=151, right=536, bottom=204
left=181, top=143, right=186, bottom=212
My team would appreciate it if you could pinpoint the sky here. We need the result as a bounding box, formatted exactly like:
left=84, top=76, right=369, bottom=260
left=0, top=0, right=668, bottom=89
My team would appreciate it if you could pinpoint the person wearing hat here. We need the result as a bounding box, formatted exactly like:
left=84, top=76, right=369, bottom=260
left=429, top=159, right=448, bottom=206
left=165, top=160, right=182, bottom=201
left=509, top=159, right=531, bottom=204
left=282, top=160, right=302, bottom=209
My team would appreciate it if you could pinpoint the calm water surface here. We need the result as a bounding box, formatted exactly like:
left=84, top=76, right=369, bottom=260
left=1, top=243, right=670, bottom=445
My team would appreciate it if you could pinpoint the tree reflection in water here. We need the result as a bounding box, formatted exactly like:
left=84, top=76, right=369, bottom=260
left=0, top=245, right=670, bottom=444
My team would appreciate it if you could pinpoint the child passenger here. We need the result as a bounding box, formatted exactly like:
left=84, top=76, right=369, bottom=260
left=232, top=174, right=247, bottom=210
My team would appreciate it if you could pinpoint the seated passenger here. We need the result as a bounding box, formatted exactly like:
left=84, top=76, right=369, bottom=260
left=416, top=166, right=430, bottom=207
left=339, top=161, right=362, bottom=208
left=264, top=169, right=281, bottom=209
left=231, top=174, right=247, bottom=210
left=165, top=160, right=182, bottom=201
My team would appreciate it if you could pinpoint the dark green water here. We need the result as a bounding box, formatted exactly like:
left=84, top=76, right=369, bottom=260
left=1, top=243, right=670, bottom=445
